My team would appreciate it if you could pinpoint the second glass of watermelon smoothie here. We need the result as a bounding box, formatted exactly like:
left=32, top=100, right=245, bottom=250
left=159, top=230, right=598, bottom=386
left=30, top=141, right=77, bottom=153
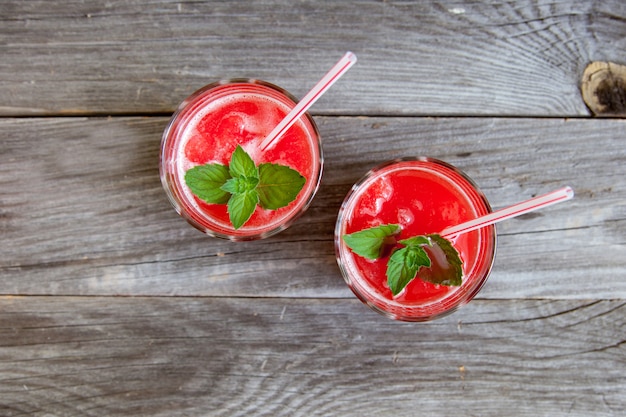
left=160, top=79, right=323, bottom=240
left=335, top=158, right=497, bottom=321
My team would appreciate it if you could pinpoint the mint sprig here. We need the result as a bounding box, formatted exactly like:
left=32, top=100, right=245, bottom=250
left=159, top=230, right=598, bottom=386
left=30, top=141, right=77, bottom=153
left=386, top=237, right=432, bottom=296
left=343, top=224, right=463, bottom=296
left=184, top=145, right=305, bottom=229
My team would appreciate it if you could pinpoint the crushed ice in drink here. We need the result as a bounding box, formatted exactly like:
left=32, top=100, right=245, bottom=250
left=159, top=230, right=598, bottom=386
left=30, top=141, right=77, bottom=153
left=397, top=207, right=414, bottom=226
left=361, top=176, right=393, bottom=217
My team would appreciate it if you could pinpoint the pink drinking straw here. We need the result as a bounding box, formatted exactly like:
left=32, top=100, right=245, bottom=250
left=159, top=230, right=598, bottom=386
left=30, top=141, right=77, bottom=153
left=259, top=51, right=357, bottom=151
left=441, top=186, right=575, bottom=239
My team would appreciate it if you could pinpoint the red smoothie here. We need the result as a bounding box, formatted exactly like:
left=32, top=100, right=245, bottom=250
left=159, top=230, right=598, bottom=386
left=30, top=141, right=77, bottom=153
left=335, top=158, right=496, bottom=321
left=160, top=80, right=322, bottom=240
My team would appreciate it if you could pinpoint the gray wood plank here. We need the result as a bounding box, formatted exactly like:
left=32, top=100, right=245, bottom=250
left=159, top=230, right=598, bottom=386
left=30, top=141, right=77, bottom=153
left=2, top=0, right=625, bottom=116
left=0, top=296, right=623, bottom=417
left=1, top=116, right=624, bottom=299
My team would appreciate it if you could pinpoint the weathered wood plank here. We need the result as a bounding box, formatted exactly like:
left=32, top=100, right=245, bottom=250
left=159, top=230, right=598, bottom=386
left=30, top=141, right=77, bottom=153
left=1, top=117, right=624, bottom=298
left=1, top=0, right=625, bottom=116
left=0, top=296, right=623, bottom=417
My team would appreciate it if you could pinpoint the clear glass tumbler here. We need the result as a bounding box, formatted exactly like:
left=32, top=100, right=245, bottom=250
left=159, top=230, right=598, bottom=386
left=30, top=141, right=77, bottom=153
left=160, top=79, right=323, bottom=240
left=335, top=157, right=497, bottom=321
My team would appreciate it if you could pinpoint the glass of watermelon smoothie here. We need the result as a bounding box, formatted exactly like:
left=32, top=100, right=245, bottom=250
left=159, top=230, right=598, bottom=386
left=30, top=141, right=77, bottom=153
left=160, top=79, right=322, bottom=240
left=335, top=158, right=497, bottom=322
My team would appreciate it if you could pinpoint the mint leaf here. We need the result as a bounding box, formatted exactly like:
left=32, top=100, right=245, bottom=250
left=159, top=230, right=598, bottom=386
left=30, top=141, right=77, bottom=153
left=387, top=246, right=431, bottom=296
left=227, top=190, right=259, bottom=229
left=343, top=224, right=400, bottom=260
left=184, top=163, right=231, bottom=204
left=221, top=176, right=259, bottom=194
left=257, top=163, right=306, bottom=210
left=229, top=145, right=258, bottom=179
left=399, top=236, right=431, bottom=248
left=417, top=234, right=463, bottom=286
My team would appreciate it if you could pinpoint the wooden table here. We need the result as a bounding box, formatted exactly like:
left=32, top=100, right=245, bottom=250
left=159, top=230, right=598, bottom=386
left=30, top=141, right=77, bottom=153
left=1, top=1, right=625, bottom=416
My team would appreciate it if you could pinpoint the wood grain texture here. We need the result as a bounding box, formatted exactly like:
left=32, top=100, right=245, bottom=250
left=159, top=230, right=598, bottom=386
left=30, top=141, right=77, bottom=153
left=1, top=2, right=625, bottom=414
left=1, top=116, right=624, bottom=299
left=0, top=296, right=624, bottom=417
left=2, top=0, right=625, bottom=116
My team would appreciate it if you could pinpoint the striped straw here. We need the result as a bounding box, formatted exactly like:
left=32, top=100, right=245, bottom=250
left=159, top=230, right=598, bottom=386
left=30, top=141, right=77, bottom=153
left=259, top=51, right=357, bottom=151
left=441, top=186, right=574, bottom=239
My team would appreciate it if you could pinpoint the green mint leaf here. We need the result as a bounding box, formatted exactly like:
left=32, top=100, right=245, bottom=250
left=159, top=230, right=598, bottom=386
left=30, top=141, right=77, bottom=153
left=229, top=145, right=258, bottom=179
left=227, top=190, right=259, bottom=229
left=405, top=245, right=432, bottom=270
left=343, top=224, right=400, bottom=260
left=221, top=178, right=239, bottom=195
left=184, top=163, right=231, bottom=204
left=399, top=235, right=432, bottom=248
left=221, top=176, right=259, bottom=194
left=417, top=234, right=463, bottom=286
left=257, top=163, right=306, bottom=210
left=387, top=246, right=431, bottom=296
